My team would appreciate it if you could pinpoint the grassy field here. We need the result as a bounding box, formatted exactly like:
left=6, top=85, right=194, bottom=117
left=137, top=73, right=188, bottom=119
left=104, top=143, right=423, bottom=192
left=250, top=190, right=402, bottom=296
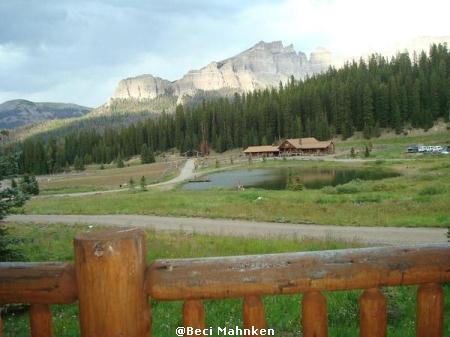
left=333, top=124, right=450, bottom=159
left=2, top=222, right=448, bottom=337
left=25, top=155, right=450, bottom=227
left=38, top=159, right=183, bottom=195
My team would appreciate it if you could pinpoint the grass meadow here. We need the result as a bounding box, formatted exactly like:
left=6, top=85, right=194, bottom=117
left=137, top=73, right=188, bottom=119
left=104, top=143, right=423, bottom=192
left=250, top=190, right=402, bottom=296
left=25, top=156, right=450, bottom=227
left=2, top=222, right=449, bottom=337
left=38, top=159, right=182, bottom=195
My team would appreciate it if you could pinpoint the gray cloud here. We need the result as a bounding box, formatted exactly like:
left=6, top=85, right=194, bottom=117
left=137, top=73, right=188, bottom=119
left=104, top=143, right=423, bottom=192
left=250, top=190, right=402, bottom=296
left=2, top=0, right=447, bottom=107
left=1, top=0, right=282, bottom=106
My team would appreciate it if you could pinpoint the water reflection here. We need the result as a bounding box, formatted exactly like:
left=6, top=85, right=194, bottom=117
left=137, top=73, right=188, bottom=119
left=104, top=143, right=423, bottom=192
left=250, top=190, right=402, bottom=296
left=182, top=167, right=399, bottom=191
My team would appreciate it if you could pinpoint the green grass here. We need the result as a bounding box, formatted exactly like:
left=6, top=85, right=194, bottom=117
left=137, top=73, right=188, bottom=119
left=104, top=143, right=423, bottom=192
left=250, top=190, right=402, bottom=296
left=25, top=157, right=450, bottom=227
left=2, top=222, right=449, bottom=337
left=38, top=160, right=180, bottom=195
left=334, top=127, right=450, bottom=159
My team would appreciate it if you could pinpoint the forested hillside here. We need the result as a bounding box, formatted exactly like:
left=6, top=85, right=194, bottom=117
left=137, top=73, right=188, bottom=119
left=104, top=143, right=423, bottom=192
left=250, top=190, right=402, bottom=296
left=5, top=44, right=450, bottom=175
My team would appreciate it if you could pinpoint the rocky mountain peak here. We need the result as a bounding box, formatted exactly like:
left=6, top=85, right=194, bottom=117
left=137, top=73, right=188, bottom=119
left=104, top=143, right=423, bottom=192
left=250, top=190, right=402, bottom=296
left=109, top=41, right=334, bottom=106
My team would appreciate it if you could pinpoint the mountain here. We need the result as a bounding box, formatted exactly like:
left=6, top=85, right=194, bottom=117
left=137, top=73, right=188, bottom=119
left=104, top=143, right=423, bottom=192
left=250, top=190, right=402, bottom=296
left=107, top=37, right=450, bottom=113
left=0, top=99, right=91, bottom=129
left=109, top=41, right=333, bottom=105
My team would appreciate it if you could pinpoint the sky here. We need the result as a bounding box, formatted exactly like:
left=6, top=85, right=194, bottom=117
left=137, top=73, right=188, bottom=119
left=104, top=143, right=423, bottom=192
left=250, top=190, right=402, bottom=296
left=0, top=0, right=449, bottom=107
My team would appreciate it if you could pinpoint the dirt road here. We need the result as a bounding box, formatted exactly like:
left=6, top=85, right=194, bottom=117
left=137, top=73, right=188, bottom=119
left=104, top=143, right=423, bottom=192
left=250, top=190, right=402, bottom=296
left=7, top=214, right=447, bottom=246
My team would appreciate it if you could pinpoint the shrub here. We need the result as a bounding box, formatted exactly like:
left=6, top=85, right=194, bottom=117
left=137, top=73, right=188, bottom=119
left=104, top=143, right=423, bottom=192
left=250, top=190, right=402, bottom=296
left=321, top=186, right=337, bottom=194
left=418, top=186, right=443, bottom=196
left=116, top=154, right=125, bottom=168
left=19, top=175, right=39, bottom=195
left=286, top=172, right=304, bottom=191
left=353, top=195, right=381, bottom=203
left=336, top=185, right=359, bottom=194
left=140, top=176, right=147, bottom=191
left=364, top=146, right=371, bottom=158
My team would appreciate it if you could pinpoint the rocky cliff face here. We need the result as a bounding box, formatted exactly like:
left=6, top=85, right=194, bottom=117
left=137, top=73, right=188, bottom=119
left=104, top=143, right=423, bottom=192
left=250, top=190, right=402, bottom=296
left=0, top=99, right=91, bottom=129
left=109, top=41, right=333, bottom=104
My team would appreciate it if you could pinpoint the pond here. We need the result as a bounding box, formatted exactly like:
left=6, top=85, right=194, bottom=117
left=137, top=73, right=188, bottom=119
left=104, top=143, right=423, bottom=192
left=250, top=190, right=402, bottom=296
left=182, top=167, right=400, bottom=191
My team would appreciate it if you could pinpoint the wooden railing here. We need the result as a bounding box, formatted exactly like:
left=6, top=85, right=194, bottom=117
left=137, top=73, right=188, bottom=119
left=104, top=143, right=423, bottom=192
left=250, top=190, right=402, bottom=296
left=0, top=228, right=448, bottom=337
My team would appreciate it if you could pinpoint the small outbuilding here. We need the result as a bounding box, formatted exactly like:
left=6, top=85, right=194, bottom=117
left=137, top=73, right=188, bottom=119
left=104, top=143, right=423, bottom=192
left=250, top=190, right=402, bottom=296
left=243, top=145, right=280, bottom=157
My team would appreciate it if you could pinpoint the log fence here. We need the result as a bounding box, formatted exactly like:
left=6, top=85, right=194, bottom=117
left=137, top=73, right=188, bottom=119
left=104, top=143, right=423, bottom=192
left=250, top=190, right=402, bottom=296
left=0, top=228, right=448, bottom=337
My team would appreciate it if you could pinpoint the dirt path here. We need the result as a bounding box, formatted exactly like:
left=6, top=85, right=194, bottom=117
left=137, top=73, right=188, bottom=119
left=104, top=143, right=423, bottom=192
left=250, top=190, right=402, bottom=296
left=35, top=159, right=196, bottom=198
left=7, top=214, right=447, bottom=246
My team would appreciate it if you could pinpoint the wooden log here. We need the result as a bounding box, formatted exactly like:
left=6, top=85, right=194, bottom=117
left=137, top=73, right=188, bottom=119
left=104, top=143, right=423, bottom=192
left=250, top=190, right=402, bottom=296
left=147, top=244, right=450, bottom=300
left=74, top=228, right=151, bottom=337
left=359, top=288, right=387, bottom=337
left=302, top=291, right=327, bottom=337
left=0, top=308, right=3, bottom=337
left=243, top=296, right=266, bottom=334
left=0, top=262, right=76, bottom=304
left=29, top=304, right=54, bottom=337
left=416, top=283, right=443, bottom=337
left=183, top=300, right=205, bottom=336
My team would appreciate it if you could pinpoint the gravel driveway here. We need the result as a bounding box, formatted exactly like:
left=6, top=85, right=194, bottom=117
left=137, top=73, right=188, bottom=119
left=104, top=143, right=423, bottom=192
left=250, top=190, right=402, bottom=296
left=8, top=214, right=448, bottom=246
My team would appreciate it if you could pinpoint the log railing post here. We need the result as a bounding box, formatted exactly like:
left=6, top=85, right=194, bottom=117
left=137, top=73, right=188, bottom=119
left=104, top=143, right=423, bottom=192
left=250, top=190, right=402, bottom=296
left=359, top=288, right=387, bottom=337
left=302, top=291, right=328, bottom=337
left=183, top=300, right=206, bottom=336
left=0, top=308, right=3, bottom=337
left=74, top=228, right=151, bottom=337
left=243, top=296, right=266, bottom=335
left=30, top=304, right=54, bottom=337
left=416, top=283, right=443, bottom=337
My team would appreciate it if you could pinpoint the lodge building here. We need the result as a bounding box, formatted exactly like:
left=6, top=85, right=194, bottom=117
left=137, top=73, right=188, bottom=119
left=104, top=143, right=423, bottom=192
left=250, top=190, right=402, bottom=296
left=243, top=137, right=334, bottom=157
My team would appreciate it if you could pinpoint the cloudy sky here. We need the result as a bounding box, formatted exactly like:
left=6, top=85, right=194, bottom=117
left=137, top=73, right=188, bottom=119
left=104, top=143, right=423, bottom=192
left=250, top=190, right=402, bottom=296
left=1, top=0, right=449, bottom=107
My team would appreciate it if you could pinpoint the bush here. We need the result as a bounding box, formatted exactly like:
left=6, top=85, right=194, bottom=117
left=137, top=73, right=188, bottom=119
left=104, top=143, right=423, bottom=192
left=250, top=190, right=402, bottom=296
left=286, top=172, right=304, bottom=191
left=321, top=186, right=337, bottom=194
left=0, top=187, right=28, bottom=261
left=116, top=154, right=125, bottom=168
left=336, top=185, right=359, bottom=194
left=19, top=175, right=39, bottom=195
left=353, top=195, right=381, bottom=203
left=140, top=176, right=147, bottom=191
left=418, top=186, right=443, bottom=196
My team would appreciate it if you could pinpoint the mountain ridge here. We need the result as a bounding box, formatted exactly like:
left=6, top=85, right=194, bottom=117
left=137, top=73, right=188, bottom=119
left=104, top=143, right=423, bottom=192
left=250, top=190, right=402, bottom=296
left=0, top=99, right=91, bottom=130
left=110, top=41, right=333, bottom=105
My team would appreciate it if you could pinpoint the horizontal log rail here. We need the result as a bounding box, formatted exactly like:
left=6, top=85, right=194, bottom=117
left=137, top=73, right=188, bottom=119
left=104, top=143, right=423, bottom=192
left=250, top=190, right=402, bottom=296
left=147, top=244, right=450, bottom=300
left=0, top=262, right=77, bottom=304
left=0, top=228, right=448, bottom=337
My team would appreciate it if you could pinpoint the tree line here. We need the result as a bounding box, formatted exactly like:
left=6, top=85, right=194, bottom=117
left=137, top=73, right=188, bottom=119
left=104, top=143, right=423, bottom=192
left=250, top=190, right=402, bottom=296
left=5, top=43, right=450, bottom=175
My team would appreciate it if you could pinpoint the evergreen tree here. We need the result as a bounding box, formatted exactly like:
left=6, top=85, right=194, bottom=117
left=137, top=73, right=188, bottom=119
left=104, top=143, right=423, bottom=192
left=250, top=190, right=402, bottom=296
left=11, top=43, right=450, bottom=170
left=116, top=154, right=125, bottom=168
left=362, top=84, right=374, bottom=138
left=141, top=144, right=153, bottom=164
left=19, top=175, right=39, bottom=195
left=140, top=176, right=147, bottom=191
left=128, top=177, right=135, bottom=192
left=74, top=155, right=85, bottom=171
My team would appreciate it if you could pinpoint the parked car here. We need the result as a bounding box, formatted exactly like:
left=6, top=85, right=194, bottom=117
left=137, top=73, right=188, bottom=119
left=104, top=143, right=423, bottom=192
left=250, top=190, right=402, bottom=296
left=406, top=146, right=419, bottom=153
